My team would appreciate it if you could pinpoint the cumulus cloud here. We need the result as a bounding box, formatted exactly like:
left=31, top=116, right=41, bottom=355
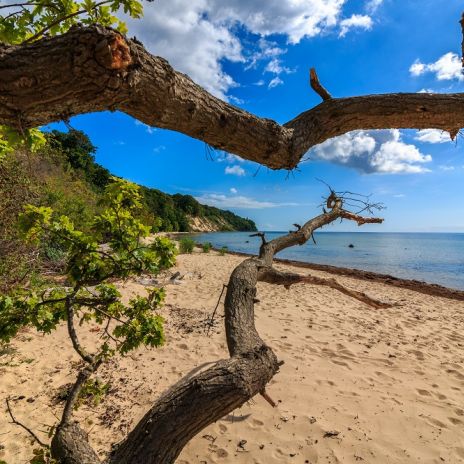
left=206, top=0, right=345, bottom=44
left=126, top=0, right=243, bottom=100
left=127, top=1, right=373, bottom=100
left=195, top=193, right=298, bottom=209
left=415, top=129, right=451, bottom=144
left=339, top=14, right=373, bottom=37
left=409, top=52, right=464, bottom=81
left=311, top=129, right=432, bottom=174
left=225, top=165, right=246, bottom=176
left=230, top=188, right=238, bottom=194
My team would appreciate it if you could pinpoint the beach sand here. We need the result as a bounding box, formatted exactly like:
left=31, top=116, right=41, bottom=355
left=1, top=250, right=464, bottom=463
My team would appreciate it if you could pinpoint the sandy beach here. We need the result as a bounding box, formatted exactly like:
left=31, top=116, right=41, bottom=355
left=1, top=249, right=464, bottom=463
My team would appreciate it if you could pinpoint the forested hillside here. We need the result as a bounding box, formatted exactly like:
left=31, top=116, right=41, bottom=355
left=49, top=130, right=256, bottom=232
left=0, top=129, right=256, bottom=291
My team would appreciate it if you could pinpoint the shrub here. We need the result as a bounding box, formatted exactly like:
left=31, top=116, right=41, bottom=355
left=179, top=237, right=195, bottom=254
left=202, top=242, right=212, bottom=253
left=219, top=246, right=228, bottom=256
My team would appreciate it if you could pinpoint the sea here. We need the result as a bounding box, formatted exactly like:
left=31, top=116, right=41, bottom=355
left=186, top=232, right=464, bottom=290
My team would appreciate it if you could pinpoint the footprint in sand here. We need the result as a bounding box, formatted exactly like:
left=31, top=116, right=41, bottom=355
left=448, top=417, right=462, bottom=426
left=423, top=416, right=448, bottom=428
left=331, top=359, right=351, bottom=369
left=416, top=389, right=431, bottom=396
left=215, top=448, right=228, bottom=458
left=218, top=423, right=228, bottom=433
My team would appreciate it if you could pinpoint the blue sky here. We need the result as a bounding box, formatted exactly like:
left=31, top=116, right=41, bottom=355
left=51, top=0, right=464, bottom=232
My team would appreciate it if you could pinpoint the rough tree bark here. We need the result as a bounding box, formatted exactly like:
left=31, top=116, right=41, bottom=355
left=1, top=25, right=464, bottom=170
left=46, top=194, right=385, bottom=464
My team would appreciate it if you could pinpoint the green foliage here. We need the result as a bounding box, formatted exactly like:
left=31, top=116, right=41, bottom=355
left=0, top=178, right=177, bottom=360
left=202, top=242, right=212, bottom=253
left=0, top=0, right=143, bottom=45
left=28, top=448, right=57, bottom=464
left=0, top=126, right=46, bottom=162
left=219, top=246, right=228, bottom=256
left=179, top=237, right=195, bottom=254
left=76, top=378, right=110, bottom=408
left=48, top=130, right=111, bottom=192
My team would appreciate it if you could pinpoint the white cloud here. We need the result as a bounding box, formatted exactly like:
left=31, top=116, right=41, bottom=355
left=195, top=193, right=298, bottom=209
left=217, top=152, right=244, bottom=163
left=417, top=88, right=436, bottom=94
left=439, top=165, right=455, bottom=171
left=415, top=129, right=451, bottom=144
left=246, top=38, right=286, bottom=70
left=225, top=165, right=246, bottom=176
left=153, top=145, right=166, bottom=153
left=339, top=14, right=373, bottom=37
left=264, top=58, right=293, bottom=75
left=409, top=52, right=464, bottom=81
left=311, top=129, right=432, bottom=174
left=365, top=0, right=383, bottom=13
left=135, top=120, right=156, bottom=134
left=126, top=0, right=243, bottom=100
left=268, top=76, right=284, bottom=89
left=206, top=0, right=345, bottom=44
left=127, top=1, right=374, bottom=100
left=230, top=187, right=238, bottom=194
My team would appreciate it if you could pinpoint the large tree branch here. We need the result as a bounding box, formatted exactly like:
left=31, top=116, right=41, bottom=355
left=1, top=25, right=464, bottom=170
left=259, top=268, right=391, bottom=309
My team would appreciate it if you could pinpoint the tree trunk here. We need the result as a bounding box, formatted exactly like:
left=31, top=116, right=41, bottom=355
left=1, top=25, right=464, bottom=170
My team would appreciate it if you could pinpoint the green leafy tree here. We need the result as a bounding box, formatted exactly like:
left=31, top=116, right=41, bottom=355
left=0, top=177, right=176, bottom=455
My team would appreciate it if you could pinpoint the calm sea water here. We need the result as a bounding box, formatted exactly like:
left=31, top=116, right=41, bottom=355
left=187, top=232, right=464, bottom=290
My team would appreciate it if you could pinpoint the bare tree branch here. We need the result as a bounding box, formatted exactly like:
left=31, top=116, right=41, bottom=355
left=309, top=68, right=332, bottom=101
left=259, top=268, right=392, bottom=309
left=1, top=25, right=464, bottom=170
left=5, top=397, right=47, bottom=447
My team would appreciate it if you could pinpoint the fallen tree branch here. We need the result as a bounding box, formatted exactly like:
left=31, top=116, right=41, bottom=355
left=259, top=268, right=392, bottom=309
left=5, top=397, right=47, bottom=448
left=1, top=25, right=464, bottom=170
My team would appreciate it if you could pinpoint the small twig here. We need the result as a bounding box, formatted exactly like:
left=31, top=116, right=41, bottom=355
left=250, top=232, right=267, bottom=246
left=309, top=68, right=332, bottom=101
left=6, top=397, right=47, bottom=447
left=206, top=284, right=227, bottom=335
left=260, top=389, right=277, bottom=408
left=311, top=231, right=317, bottom=245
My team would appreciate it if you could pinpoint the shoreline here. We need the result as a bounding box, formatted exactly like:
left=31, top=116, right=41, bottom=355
left=166, top=232, right=464, bottom=299
left=202, top=246, right=464, bottom=302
